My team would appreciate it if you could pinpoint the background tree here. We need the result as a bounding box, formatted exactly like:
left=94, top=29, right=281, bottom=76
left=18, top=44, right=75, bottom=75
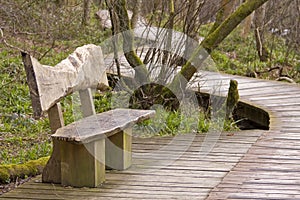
left=182, top=0, right=205, bottom=64
left=209, top=0, right=236, bottom=34
left=0, top=0, right=106, bottom=60
left=82, top=0, right=92, bottom=25
left=130, top=0, right=141, bottom=29
left=111, top=0, right=270, bottom=109
left=105, top=0, right=122, bottom=78
left=253, top=2, right=269, bottom=62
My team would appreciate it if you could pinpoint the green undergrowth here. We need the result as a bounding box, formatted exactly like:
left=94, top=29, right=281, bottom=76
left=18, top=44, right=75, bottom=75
left=134, top=108, right=239, bottom=138
left=0, top=31, right=109, bottom=184
left=3, top=20, right=295, bottom=167
left=0, top=54, right=52, bottom=167
left=0, top=45, right=238, bottom=172
left=50, top=91, right=233, bottom=137
left=94, top=91, right=239, bottom=138
left=201, top=25, right=300, bottom=82
left=0, top=23, right=110, bottom=166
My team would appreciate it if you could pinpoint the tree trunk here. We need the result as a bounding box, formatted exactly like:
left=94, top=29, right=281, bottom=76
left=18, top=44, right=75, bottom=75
left=159, top=0, right=175, bottom=83
left=113, top=0, right=270, bottom=108
left=169, top=0, right=270, bottom=92
left=183, top=0, right=203, bottom=61
left=130, top=0, right=141, bottom=29
left=114, top=0, right=149, bottom=84
left=82, top=0, right=92, bottom=26
left=209, top=0, right=236, bottom=34
left=253, top=2, right=269, bottom=62
left=106, top=0, right=122, bottom=78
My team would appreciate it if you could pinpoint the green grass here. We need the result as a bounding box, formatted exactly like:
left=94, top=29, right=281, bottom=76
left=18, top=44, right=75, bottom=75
left=206, top=25, right=300, bottom=82
left=94, top=91, right=239, bottom=138
left=0, top=113, right=51, bottom=165
left=134, top=107, right=210, bottom=137
left=0, top=48, right=52, bottom=165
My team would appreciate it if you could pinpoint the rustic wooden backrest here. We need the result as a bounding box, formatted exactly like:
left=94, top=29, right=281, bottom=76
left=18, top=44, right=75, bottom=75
left=22, top=44, right=108, bottom=132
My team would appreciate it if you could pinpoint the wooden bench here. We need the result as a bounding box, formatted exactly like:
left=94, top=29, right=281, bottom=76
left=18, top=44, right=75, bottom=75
left=22, top=44, right=155, bottom=187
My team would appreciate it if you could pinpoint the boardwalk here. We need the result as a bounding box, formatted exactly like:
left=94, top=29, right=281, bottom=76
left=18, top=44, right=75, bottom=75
left=201, top=73, right=300, bottom=199
left=1, top=71, right=300, bottom=199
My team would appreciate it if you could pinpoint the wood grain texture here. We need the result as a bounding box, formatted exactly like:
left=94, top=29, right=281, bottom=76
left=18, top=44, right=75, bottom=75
left=22, top=44, right=108, bottom=117
left=51, top=108, right=155, bottom=143
left=42, top=104, right=64, bottom=183
left=106, top=128, right=132, bottom=170
left=60, top=139, right=105, bottom=187
left=79, top=88, right=96, bottom=117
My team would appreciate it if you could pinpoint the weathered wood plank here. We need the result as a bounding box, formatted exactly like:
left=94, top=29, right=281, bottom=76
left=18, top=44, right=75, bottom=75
left=21, top=182, right=211, bottom=193
left=42, top=104, right=64, bottom=183
left=106, top=128, right=132, bottom=170
left=79, top=88, right=96, bottom=117
left=60, top=139, right=105, bottom=187
left=52, top=108, right=155, bottom=143
left=22, top=44, right=108, bottom=117
left=192, top=73, right=300, bottom=199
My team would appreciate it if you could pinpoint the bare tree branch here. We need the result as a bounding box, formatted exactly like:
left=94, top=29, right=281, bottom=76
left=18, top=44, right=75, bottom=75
left=0, top=28, right=27, bottom=53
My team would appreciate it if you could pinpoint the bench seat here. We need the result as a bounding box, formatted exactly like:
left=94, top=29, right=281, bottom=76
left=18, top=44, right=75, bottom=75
left=52, top=108, right=154, bottom=144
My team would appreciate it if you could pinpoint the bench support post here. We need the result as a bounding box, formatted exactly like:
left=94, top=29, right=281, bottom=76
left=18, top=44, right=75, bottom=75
left=60, top=139, right=106, bottom=187
left=79, top=88, right=96, bottom=117
left=106, top=128, right=132, bottom=170
left=42, top=103, right=64, bottom=183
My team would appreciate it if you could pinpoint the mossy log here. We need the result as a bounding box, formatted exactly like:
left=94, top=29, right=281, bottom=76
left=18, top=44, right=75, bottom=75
left=0, top=157, right=49, bottom=184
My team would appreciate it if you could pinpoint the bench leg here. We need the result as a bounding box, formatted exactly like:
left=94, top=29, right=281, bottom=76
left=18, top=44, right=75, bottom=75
left=42, top=139, right=61, bottom=183
left=105, top=127, right=132, bottom=170
left=60, top=139, right=105, bottom=187
left=42, top=103, right=64, bottom=183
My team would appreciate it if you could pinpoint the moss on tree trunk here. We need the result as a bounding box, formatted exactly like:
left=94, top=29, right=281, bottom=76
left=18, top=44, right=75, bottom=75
left=115, top=0, right=149, bottom=84
left=209, top=0, right=235, bottom=35
left=114, top=0, right=269, bottom=109
left=202, top=0, right=269, bottom=53
left=169, top=0, right=269, bottom=92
